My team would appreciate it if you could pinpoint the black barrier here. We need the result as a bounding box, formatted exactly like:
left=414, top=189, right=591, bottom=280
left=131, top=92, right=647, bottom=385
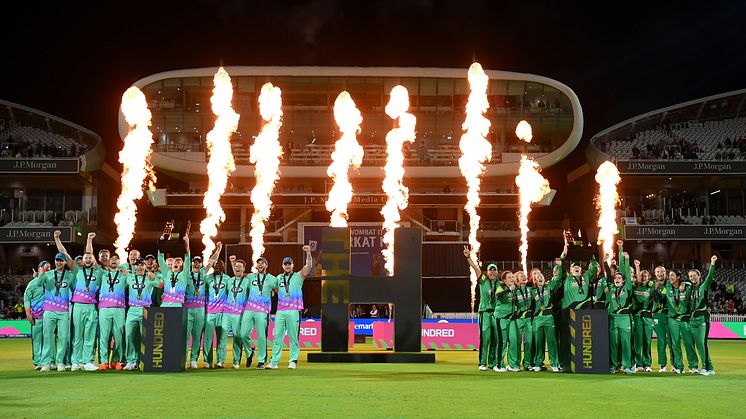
left=142, top=307, right=187, bottom=372
left=308, top=227, right=434, bottom=363
left=563, top=309, right=610, bottom=374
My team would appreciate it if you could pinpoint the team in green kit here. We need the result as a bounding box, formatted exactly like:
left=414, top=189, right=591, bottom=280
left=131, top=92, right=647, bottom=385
left=25, top=228, right=314, bottom=373
left=465, top=237, right=720, bottom=375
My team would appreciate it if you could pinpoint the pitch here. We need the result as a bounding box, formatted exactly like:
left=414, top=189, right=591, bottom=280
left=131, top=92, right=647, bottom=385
left=0, top=338, right=742, bottom=418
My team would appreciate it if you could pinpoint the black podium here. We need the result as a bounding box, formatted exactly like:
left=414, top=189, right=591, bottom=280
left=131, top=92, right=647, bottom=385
left=142, top=307, right=187, bottom=372
left=559, top=308, right=610, bottom=374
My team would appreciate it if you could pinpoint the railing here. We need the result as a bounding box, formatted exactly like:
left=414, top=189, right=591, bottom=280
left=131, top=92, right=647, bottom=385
left=710, top=314, right=746, bottom=322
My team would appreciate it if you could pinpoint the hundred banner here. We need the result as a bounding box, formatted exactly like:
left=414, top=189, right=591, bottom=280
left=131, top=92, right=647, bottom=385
left=0, top=227, right=74, bottom=243
left=624, top=224, right=746, bottom=241
left=0, top=158, right=79, bottom=173
left=372, top=321, right=479, bottom=350
left=618, top=160, right=746, bottom=175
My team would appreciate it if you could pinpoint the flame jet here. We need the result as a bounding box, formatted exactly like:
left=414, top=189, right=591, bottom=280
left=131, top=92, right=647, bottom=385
left=199, top=67, right=239, bottom=263
left=595, top=161, right=621, bottom=265
left=249, top=83, right=283, bottom=271
left=326, top=91, right=364, bottom=227
left=114, top=87, right=157, bottom=261
left=458, top=63, right=492, bottom=311
left=380, top=86, right=416, bottom=276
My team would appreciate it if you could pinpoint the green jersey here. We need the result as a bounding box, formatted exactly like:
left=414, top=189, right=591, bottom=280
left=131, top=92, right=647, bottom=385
left=477, top=274, right=498, bottom=312
left=494, top=283, right=515, bottom=319
left=531, top=269, right=562, bottom=316
left=691, top=265, right=715, bottom=315
left=560, top=257, right=599, bottom=309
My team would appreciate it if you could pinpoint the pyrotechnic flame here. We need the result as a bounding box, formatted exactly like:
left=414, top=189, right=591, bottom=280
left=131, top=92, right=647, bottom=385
left=515, top=120, right=533, bottom=143
left=249, top=83, right=283, bottom=271
left=458, top=63, right=492, bottom=311
left=595, top=161, right=621, bottom=265
left=380, top=85, right=416, bottom=276
left=199, top=67, right=239, bottom=263
left=114, top=87, right=157, bottom=261
left=326, top=91, right=364, bottom=227
left=516, top=155, right=550, bottom=275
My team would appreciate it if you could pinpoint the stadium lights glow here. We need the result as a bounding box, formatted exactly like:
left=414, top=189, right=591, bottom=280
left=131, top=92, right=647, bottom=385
left=711, top=190, right=721, bottom=195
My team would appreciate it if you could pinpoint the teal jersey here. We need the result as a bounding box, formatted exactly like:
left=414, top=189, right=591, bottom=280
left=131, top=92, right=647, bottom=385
left=24, top=276, right=45, bottom=318
left=184, top=269, right=208, bottom=309
left=126, top=273, right=161, bottom=307
left=205, top=273, right=230, bottom=314
left=39, top=268, right=75, bottom=312
left=158, top=250, right=192, bottom=305
left=276, top=271, right=305, bottom=311
left=70, top=266, right=104, bottom=304
left=223, top=276, right=248, bottom=315
left=99, top=269, right=128, bottom=308
left=245, top=272, right=278, bottom=314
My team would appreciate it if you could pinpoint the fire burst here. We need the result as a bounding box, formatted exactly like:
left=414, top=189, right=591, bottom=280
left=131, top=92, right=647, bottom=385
left=595, top=161, right=621, bottom=265
left=199, top=67, right=239, bottom=263
left=381, top=86, right=416, bottom=276
left=458, top=63, right=492, bottom=310
left=249, top=83, right=283, bottom=271
left=515, top=155, right=550, bottom=275
left=326, top=91, right=364, bottom=227
left=114, top=87, right=157, bottom=261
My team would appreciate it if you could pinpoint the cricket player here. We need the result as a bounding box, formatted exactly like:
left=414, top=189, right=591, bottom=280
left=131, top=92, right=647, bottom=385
left=632, top=260, right=655, bottom=372
left=70, top=233, right=101, bottom=371
left=98, top=254, right=127, bottom=371
left=240, top=256, right=278, bottom=369
left=157, top=234, right=192, bottom=307
left=204, top=259, right=229, bottom=368
left=493, top=270, right=516, bottom=372
left=185, top=244, right=221, bottom=368
left=268, top=245, right=312, bottom=370
left=464, top=245, right=498, bottom=372
left=687, top=255, right=717, bottom=375
left=24, top=261, right=49, bottom=369
left=223, top=255, right=249, bottom=368
left=531, top=260, right=562, bottom=372
left=509, top=270, right=534, bottom=371
left=652, top=265, right=672, bottom=372
left=657, top=269, right=697, bottom=374
left=123, top=259, right=161, bottom=370
left=604, top=243, right=635, bottom=374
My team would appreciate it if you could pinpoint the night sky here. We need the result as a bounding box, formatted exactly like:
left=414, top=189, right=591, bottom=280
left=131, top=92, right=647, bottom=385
left=2, top=0, right=746, bottom=180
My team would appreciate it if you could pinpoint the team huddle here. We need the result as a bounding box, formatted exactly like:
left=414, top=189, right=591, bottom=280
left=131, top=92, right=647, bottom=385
left=468, top=239, right=718, bottom=375
left=23, top=230, right=313, bottom=372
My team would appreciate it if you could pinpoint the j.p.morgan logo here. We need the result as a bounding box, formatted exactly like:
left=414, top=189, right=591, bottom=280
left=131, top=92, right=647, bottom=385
left=619, top=160, right=741, bottom=174
left=625, top=225, right=745, bottom=240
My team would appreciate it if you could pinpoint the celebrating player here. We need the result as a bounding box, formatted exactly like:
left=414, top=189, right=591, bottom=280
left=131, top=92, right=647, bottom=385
left=687, top=255, right=717, bottom=375
left=223, top=255, right=249, bottom=368
left=632, top=260, right=654, bottom=372
left=24, top=262, right=49, bottom=370
left=531, top=260, right=562, bottom=372
left=70, top=233, right=101, bottom=371
left=98, top=253, right=127, bottom=371
left=204, top=258, right=229, bottom=368
left=464, top=245, right=498, bottom=372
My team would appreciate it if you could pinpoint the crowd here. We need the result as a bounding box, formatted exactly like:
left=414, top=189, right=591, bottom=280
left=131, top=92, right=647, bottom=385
left=22, top=230, right=313, bottom=372
left=468, top=239, right=719, bottom=375
left=0, top=137, right=83, bottom=158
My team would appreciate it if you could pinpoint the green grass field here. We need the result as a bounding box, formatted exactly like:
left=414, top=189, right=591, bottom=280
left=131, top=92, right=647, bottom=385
left=0, top=338, right=743, bottom=418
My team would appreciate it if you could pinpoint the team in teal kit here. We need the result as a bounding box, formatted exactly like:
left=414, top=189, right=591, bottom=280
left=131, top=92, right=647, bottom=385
left=240, top=256, right=278, bottom=369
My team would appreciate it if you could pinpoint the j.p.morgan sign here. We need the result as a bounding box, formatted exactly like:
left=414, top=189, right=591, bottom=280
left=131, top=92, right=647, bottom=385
left=0, top=227, right=73, bottom=243
left=0, top=159, right=79, bottom=173
left=618, top=160, right=746, bottom=175
left=624, top=225, right=745, bottom=241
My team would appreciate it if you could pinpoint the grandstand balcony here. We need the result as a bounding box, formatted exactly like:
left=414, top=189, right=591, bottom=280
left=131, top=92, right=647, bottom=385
left=0, top=99, right=104, bottom=172
left=586, top=88, right=746, bottom=173
left=119, top=66, right=583, bottom=180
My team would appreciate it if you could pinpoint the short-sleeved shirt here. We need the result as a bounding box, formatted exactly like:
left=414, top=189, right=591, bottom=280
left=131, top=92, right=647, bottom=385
left=40, top=268, right=75, bottom=312
left=245, top=272, right=278, bottom=314
left=276, top=271, right=305, bottom=311
left=99, top=269, right=127, bottom=309
left=223, top=276, right=248, bottom=316
left=71, top=266, right=104, bottom=304
left=126, top=274, right=161, bottom=308
left=24, top=276, right=46, bottom=318
left=184, top=270, right=207, bottom=309
left=205, top=273, right=230, bottom=314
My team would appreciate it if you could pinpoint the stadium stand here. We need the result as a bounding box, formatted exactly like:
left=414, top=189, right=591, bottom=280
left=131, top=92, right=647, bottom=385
left=0, top=122, right=87, bottom=158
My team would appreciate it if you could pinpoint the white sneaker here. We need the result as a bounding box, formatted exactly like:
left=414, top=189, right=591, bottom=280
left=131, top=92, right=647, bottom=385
left=659, top=366, right=667, bottom=373
left=709, top=370, right=716, bottom=375
left=34, top=365, right=42, bottom=371
left=190, top=361, right=198, bottom=369
left=232, top=364, right=240, bottom=369
left=644, top=367, right=652, bottom=372
left=40, top=365, right=51, bottom=372
left=288, top=361, right=297, bottom=369
left=551, top=366, right=560, bottom=372
left=673, top=368, right=682, bottom=374
left=82, top=363, right=98, bottom=371
left=689, top=368, right=699, bottom=374
left=635, top=367, right=644, bottom=372
left=507, top=366, right=520, bottom=372
left=123, top=363, right=136, bottom=371
left=493, top=366, right=506, bottom=372
left=609, top=368, right=616, bottom=374
left=699, top=369, right=709, bottom=376
left=623, top=368, right=636, bottom=374
left=64, top=365, right=71, bottom=371
left=215, top=362, right=224, bottom=368
left=532, top=366, right=541, bottom=372
left=479, top=365, right=487, bottom=371
left=71, top=364, right=81, bottom=371
left=50, top=364, right=57, bottom=370
left=57, top=365, right=66, bottom=372
left=266, top=363, right=278, bottom=370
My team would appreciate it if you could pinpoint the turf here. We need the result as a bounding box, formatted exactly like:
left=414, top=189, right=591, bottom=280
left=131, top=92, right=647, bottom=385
left=0, top=338, right=743, bottom=418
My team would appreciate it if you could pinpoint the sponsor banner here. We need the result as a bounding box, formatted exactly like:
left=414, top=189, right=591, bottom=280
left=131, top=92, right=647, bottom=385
left=624, top=224, right=746, bottom=241
left=372, top=321, right=479, bottom=350
left=0, top=320, right=31, bottom=337
left=242, top=320, right=322, bottom=348
left=0, top=158, right=79, bottom=173
left=302, top=224, right=387, bottom=276
left=618, top=160, right=746, bottom=175
left=0, top=227, right=74, bottom=243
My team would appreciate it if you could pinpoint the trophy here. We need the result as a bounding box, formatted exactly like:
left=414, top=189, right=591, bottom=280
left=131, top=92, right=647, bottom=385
left=158, top=220, right=189, bottom=256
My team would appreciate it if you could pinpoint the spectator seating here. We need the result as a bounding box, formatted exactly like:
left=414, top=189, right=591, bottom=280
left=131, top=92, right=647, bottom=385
left=0, top=123, right=87, bottom=157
